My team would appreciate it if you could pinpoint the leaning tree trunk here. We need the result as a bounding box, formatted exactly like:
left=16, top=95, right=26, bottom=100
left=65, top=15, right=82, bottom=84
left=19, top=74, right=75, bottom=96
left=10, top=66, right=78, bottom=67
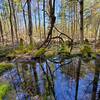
left=39, top=0, right=56, bottom=48
left=79, top=0, right=84, bottom=43
left=27, top=0, right=33, bottom=46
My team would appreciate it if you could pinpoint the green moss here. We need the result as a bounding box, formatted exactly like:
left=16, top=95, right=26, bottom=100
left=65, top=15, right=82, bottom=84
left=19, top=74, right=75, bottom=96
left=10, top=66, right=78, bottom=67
left=0, top=62, right=14, bottom=76
left=15, top=48, right=31, bottom=54
left=34, top=48, right=46, bottom=57
left=58, top=43, right=70, bottom=56
left=0, top=49, right=9, bottom=58
left=45, top=50, right=56, bottom=59
left=16, top=44, right=34, bottom=54
left=79, top=44, right=96, bottom=62
left=80, top=44, right=93, bottom=57
left=0, top=84, right=11, bottom=100
left=7, top=45, right=34, bottom=58
left=96, top=49, right=100, bottom=54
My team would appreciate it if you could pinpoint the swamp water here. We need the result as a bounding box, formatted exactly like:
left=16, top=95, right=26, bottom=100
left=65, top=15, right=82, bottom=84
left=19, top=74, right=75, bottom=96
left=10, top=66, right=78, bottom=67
left=2, top=57, right=100, bottom=100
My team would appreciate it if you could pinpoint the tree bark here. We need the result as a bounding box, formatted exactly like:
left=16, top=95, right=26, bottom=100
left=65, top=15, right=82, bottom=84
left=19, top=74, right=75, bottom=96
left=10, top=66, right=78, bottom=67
left=37, top=1, right=41, bottom=41
left=11, top=0, right=19, bottom=43
left=34, top=10, right=37, bottom=32
left=27, top=0, right=33, bottom=46
left=43, top=0, right=46, bottom=39
left=0, top=19, right=4, bottom=45
left=39, top=0, right=56, bottom=48
left=91, top=55, right=100, bottom=100
left=79, top=0, right=84, bottom=43
left=21, top=1, right=28, bottom=36
left=8, top=0, right=14, bottom=46
left=75, top=58, right=81, bottom=100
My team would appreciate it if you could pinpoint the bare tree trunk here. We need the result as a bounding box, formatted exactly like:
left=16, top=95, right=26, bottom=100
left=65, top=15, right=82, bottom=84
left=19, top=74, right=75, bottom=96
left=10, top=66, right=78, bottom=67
left=69, top=2, right=71, bottom=37
left=37, top=1, right=41, bottom=41
left=31, top=64, right=39, bottom=94
left=75, top=58, right=81, bottom=100
left=11, top=0, right=19, bottom=43
left=71, top=2, right=73, bottom=39
left=0, top=19, right=4, bottom=45
left=73, top=1, right=76, bottom=39
left=79, top=0, right=84, bottom=43
left=91, top=55, right=100, bottom=100
left=34, top=10, right=37, bottom=32
left=67, top=2, right=70, bottom=35
left=95, top=18, right=100, bottom=43
left=8, top=0, right=14, bottom=46
left=43, top=0, right=46, bottom=39
left=27, top=0, right=33, bottom=46
left=75, top=2, right=78, bottom=40
left=39, top=0, right=56, bottom=48
left=21, top=1, right=28, bottom=36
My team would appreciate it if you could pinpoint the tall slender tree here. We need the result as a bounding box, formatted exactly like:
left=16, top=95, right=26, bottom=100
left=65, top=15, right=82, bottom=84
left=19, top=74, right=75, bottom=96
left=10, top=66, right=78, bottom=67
left=37, top=0, right=41, bottom=40
left=11, top=0, right=19, bottom=43
left=27, top=0, right=33, bottom=45
left=0, top=19, right=4, bottom=44
left=34, top=9, right=37, bottom=33
left=43, top=0, right=46, bottom=39
left=21, top=1, right=28, bottom=36
left=39, top=0, right=56, bottom=48
left=79, top=0, right=84, bottom=43
left=8, top=0, right=14, bottom=46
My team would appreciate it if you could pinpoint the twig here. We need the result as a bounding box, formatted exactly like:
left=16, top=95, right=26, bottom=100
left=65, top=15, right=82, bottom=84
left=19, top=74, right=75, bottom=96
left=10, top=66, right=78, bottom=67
left=53, top=59, right=72, bottom=73
left=54, top=26, right=73, bottom=41
left=22, top=0, right=27, bottom=9
left=51, top=36, right=64, bottom=43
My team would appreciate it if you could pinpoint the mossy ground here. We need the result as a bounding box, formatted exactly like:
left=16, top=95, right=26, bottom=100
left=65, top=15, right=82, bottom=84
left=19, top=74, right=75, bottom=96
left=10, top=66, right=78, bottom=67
left=0, top=84, right=11, bottom=100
